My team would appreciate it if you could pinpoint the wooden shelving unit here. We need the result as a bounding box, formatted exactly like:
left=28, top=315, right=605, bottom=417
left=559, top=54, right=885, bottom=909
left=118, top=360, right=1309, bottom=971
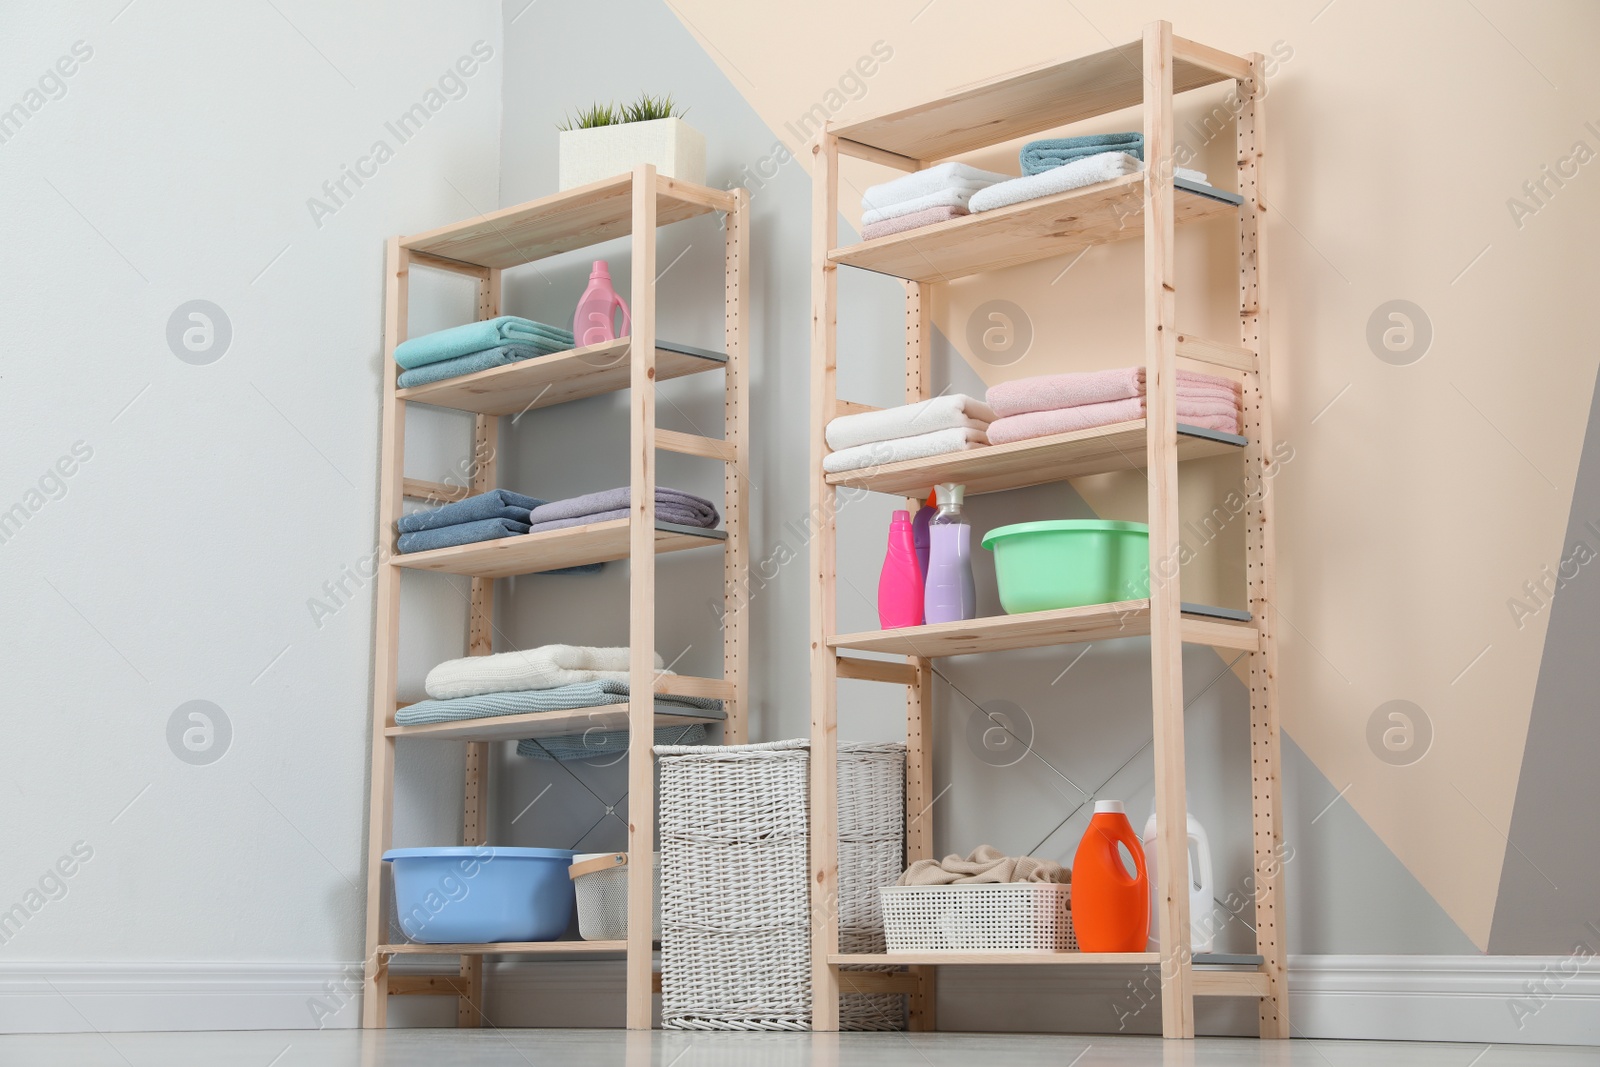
left=809, top=23, right=1287, bottom=1040
left=363, top=167, right=749, bottom=1031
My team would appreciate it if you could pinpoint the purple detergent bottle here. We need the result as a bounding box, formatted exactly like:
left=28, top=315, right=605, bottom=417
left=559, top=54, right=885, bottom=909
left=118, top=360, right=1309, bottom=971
left=924, top=483, right=976, bottom=624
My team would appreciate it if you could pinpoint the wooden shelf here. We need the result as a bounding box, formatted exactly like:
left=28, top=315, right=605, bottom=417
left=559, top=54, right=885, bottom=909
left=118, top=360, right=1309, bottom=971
left=826, top=421, right=1245, bottom=496
left=387, top=703, right=726, bottom=743
left=392, top=519, right=726, bottom=580
left=830, top=174, right=1238, bottom=283
left=831, top=951, right=1161, bottom=966
left=398, top=339, right=725, bottom=417
left=830, top=38, right=1236, bottom=161
left=829, top=602, right=1259, bottom=658
left=381, top=940, right=627, bottom=956
left=401, top=173, right=736, bottom=270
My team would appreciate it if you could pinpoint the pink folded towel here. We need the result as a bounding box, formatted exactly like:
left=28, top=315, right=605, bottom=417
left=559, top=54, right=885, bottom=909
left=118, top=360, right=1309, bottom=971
left=861, top=205, right=967, bottom=241
left=987, top=366, right=1239, bottom=419
left=987, top=394, right=1240, bottom=444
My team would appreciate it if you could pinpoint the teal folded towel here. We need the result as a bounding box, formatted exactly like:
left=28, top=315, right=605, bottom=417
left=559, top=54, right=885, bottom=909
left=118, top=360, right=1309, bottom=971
left=398, top=344, right=555, bottom=388
left=1021, top=133, right=1143, bottom=175
left=395, top=316, right=574, bottom=370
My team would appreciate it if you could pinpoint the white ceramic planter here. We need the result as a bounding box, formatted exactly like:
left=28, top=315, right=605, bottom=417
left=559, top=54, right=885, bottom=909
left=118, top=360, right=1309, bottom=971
left=558, top=117, right=706, bottom=190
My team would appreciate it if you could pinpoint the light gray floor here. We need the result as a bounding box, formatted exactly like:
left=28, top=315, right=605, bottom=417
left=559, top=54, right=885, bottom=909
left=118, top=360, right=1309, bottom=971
left=0, top=1030, right=1595, bottom=1066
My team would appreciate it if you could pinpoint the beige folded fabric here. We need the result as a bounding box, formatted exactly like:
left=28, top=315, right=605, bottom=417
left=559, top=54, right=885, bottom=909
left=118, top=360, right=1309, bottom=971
left=898, top=844, right=1070, bottom=886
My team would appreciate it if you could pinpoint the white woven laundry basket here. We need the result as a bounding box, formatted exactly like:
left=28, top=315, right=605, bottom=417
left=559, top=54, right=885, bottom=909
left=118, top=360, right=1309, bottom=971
left=568, top=852, right=660, bottom=941
left=880, top=882, right=1076, bottom=952
left=835, top=742, right=906, bottom=1032
left=656, top=739, right=812, bottom=1030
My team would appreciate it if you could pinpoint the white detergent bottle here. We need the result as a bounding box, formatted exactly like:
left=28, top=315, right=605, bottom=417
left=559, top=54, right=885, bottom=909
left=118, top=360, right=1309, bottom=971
left=1142, top=797, right=1215, bottom=953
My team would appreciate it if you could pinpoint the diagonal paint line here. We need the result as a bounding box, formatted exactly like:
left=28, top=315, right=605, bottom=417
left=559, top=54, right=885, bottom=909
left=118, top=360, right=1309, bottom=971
left=1450, top=381, right=1558, bottom=489
left=262, top=0, right=356, bottom=88
left=111, top=783, right=152, bottom=824
left=111, top=383, right=151, bottom=422
left=1310, top=782, right=1352, bottom=824
left=42, top=577, right=150, bottom=683
left=1464, top=0, right=1558, bottom=89
left=250, top=382, right=358, bottom=488
left=42, top=177, right=148, bottom=283
left=1310, top=383, right=1352, bottom=425
left=252, top=643, right=292, bottom=684
left=510, top=783, right=553, bottom=824
left=251, top=243, right=292, bottom=285
left=666, top=1, right=757, bottom=89
left=1450, top=243, right=1492, bottom=286
left=1451, top=643, right=1492, bottom=686
left=1449, top=780, right=1560, bottom=892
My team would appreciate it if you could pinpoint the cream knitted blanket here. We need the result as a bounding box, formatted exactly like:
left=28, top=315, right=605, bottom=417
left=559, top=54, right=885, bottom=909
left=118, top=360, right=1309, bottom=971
left=424, top=645, right=666, bottom=700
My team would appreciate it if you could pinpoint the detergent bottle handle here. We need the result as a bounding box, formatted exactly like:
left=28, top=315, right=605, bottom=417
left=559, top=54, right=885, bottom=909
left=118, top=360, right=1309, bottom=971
left=1191, top=819, right=1213, bottom=896
left=1116, top=821, right=1147, bottom=887
left=614, top=293, right=632, bottom=338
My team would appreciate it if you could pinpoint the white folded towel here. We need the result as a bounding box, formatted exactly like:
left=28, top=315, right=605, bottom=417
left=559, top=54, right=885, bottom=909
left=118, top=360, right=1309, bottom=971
left=967, top=152, right=1209, bottom=213
left=425, top=645, right=667, bottom=700
left=825, top=394, right=995, bottom=451
left=862, top=161, right=1012, bottom=211
left=823, top=427, right=988, bottom=474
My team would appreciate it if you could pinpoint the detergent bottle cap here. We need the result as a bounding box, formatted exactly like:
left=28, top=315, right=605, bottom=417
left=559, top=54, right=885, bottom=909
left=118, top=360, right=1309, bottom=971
left=934, top=483, right=965, bottom=507
left=590, top=259, right=611, bottom=279
left=1093, top=799, right=1125, bottom=814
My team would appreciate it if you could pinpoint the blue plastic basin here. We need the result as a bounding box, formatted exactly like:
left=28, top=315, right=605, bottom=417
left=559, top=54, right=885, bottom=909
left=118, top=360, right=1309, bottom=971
left=383, top=846, right=577, bottom=944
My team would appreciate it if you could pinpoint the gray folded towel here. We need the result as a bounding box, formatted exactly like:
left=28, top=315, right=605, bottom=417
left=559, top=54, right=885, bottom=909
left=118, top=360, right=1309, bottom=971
left=526, top=487, right=720, bottom=529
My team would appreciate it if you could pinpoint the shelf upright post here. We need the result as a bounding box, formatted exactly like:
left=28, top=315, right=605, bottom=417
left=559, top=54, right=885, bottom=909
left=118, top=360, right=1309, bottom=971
left=809, top=131, right=843, bottom=1034
left=1142, top=19, right=1197, bottom=1040
left=456, top=263, right=502, bottom=1028
left=626, top=164, right=660, bottom=1031
left=723, top=188, right=752, bottom=745
left=362, top=237, right=410, bottom=1028
left=1237, top=50, right=1290, bottom=1040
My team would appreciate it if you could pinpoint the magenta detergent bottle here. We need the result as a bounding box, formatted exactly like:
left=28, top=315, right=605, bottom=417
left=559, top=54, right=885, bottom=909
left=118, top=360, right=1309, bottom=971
left=924, top=483, right=976, bottom=624
left=572, top=260, right=632, bottom=347
left=878, top=510, right=924, bottom=629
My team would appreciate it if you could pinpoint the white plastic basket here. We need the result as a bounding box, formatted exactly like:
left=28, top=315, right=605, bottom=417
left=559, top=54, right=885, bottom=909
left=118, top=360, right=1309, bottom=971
left=568, top=852, right=660, bottom=942
left=879, top=882, right=1077, bottom=952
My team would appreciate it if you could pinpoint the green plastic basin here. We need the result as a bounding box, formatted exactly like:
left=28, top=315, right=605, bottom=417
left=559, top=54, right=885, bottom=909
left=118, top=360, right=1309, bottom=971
left=980, top=520, right=1150, bottom=614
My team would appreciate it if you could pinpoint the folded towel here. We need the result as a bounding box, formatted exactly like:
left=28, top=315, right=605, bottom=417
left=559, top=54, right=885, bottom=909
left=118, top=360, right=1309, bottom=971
left=397, top=343, right=563, bottom=389
left=1021, top=133, right=1143, bottom=175
left=525, top=503, right=718, bottom=533
left=862, top=186, right=992, bottom=226
left=987, top=396, right=1241, bottom=444
left=397, top=489, right=544, bottom=534
left=861, top=161, right=1011, bottom=210
left=426, top=645, right=665, bottom=700
left=397, top=516, right=529, bottom=554
left=987, top=367, right=1239, bottom=419
left=395, top=316, right=575, bottom=370
left=518, top=721, right=709, bottom=762
left=967, top=152, right=1207, bottom=213
left=861, top=205, right=968, bottom=241
left=397, top=678, right=723, bottom=725
left=899, top=844, right=1070, bottom=886
left=825, top=394, right=994, bottom=451
left=526, top=487, right=719, bottom=529
left=822, top=426, right=988, bottom=474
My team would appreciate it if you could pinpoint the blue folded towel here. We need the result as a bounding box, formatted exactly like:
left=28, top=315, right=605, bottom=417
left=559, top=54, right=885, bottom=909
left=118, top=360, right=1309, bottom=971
left=395, top=316, right=574, bottom=370
left=397, top=489, right=545, bottom=534
left=1021, top=133, right=1143, bottom=175
left=398, top=344, right=556, bottom=389
left=395, top=678, right=723, bottom=724
left=397, top=516, right=529, bottom=553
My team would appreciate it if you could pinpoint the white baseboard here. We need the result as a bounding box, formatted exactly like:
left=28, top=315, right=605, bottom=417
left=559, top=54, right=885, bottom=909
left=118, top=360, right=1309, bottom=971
left=2, top=955, right=1596, bottom=1044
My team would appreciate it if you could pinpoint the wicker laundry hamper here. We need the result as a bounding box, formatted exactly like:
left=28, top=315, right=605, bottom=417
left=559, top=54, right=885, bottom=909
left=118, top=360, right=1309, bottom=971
left=656, top=740, right=813, bottom=1030
left=835, top=742, right=906, bottom=1031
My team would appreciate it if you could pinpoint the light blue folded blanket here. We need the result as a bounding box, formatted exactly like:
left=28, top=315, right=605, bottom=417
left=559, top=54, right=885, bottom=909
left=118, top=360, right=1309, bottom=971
left=397, top=489, right=544, bottom=534
left=1021, top=133, right=1143, bottom=175
left=518, top=722, right=708, bottom=761
left=397, top=517, right=529, bottom=554
left=395, top=678, right=724, bottom=725
left=398, top=344, right=557, bottom=388
left=395, top=316, right=575, bottom=370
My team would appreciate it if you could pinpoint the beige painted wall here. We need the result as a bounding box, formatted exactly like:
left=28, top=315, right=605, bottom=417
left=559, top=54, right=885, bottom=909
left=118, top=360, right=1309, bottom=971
left=668, top=0, right=1600, bottom=947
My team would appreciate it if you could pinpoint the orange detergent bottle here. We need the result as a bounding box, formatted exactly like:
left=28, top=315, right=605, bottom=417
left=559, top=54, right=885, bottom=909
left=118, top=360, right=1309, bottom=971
left=1071, top=800, right=1150, bottom=952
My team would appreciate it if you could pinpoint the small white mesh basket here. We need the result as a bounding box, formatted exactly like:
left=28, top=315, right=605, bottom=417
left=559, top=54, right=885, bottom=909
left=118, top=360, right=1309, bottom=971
left=880, top=882, right=1077, bottom=952
left=569, top=852, right=660, bottom=941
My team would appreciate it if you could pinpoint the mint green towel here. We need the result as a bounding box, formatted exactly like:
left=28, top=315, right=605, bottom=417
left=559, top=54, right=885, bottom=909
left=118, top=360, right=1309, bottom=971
left=395, top=316, right=575, bottom=369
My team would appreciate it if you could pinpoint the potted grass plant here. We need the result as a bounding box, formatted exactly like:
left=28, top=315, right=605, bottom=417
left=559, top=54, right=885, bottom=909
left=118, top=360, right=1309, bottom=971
left=557, top=93, right=706, bottom=190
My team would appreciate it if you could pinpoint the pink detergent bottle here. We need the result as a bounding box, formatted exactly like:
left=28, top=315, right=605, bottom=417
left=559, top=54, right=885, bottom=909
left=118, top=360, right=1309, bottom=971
left=878, top=510, right=924, bottom=629
left=572, top=260, right=632, bottom=347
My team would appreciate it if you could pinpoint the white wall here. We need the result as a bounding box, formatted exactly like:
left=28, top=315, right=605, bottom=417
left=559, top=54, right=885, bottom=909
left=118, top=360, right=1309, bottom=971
left=0, top=0, right=501, bottom=1008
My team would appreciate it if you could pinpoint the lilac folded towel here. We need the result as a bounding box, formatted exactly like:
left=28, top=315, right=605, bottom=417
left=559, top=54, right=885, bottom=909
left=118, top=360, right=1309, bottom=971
left=524, top=487, right=720, bottom=532
left=861, top=205, right=967, bottom=241
left=987, top=395, right=1240, bottom=444
left=987, top=367, right=1239, bottom=419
